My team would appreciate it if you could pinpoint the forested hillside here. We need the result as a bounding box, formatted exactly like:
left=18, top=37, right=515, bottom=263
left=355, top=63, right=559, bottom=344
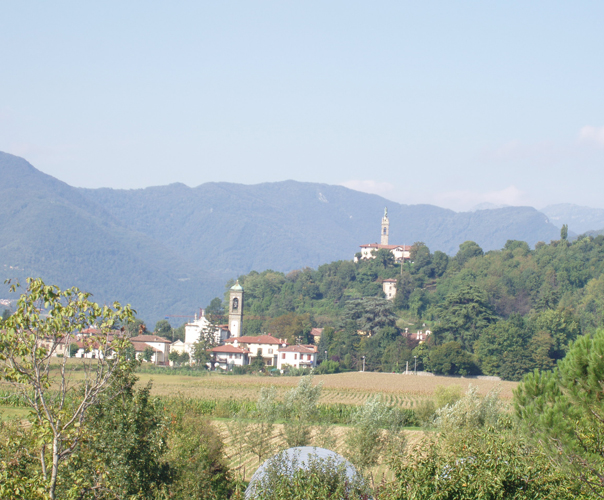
left=80, top=182, right=561, bottom=276
left=0, top=151, right=224, bottom=321
left=226, top=232, right=604, bottom=380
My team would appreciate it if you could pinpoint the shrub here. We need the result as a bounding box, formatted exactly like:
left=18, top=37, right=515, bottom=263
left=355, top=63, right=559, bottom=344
left=384, top=427, right=582, bottom=500
left=428, top=341, right=481, bottom=376
left=246, top=449, right=370, bottom=500
left=345, top=397, right=391, bottom=470
left=434, top=386, right=505, bottom=431
left=163, top=400, right=233, bottom=499
left=315, top=360, right=340, bottom=375
left=281, top=376, right=323, bottom=447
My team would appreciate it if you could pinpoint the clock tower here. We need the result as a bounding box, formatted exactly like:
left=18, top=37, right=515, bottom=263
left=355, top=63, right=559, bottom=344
left=228, top=281, right=244, bottom=337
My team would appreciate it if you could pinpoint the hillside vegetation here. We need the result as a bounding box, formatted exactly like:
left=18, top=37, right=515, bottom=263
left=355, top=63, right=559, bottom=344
left=226, top=232, right=604, bottom=380
left=0, top=150, right=567, bottom=325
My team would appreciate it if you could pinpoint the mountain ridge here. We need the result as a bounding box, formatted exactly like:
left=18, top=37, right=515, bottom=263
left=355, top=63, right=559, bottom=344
left=0, top=151, right=562, bottom=324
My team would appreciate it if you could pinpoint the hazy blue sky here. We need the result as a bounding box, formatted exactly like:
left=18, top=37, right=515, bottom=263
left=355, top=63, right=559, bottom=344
left=1, top=1, right=603, bottom=211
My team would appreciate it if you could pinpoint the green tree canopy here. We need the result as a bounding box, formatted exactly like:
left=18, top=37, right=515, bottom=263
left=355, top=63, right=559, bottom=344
left=154, top=319, right=172, bottom=338
left=514, top=328, right=604, bottom=496
left=434, top=283, right=497, bottom=351
left=455, top=240, right=484, bottom=265
left=428, top=341, right=480, bottom=376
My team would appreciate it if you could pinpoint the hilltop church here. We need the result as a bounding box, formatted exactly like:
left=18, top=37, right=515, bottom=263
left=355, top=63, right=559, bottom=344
left=353, top=208, right=410, bottom=301
left=354, top=208, right=411, bottom=263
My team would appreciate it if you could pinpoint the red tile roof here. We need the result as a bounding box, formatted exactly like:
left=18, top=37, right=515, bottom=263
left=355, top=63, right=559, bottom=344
left=211, top=345, right=250, bottom=354
left=132, top=341, right=162, bottom=353
left=310, top=328, right=323, bottom=337
left=382, top=278, right=397, bottom=282
left=80, top=328, right=103, bottom=335
left=360, top=244, right=411, bottom=250
left=129, top=335, right=171, bottom=344
left=225, top=334, right=285, bottom=345
left=279, top=345, right=316, bottom=353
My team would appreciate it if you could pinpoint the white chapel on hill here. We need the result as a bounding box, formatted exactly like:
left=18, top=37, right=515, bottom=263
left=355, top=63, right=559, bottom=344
left=354, top=208, right=411, bottom=263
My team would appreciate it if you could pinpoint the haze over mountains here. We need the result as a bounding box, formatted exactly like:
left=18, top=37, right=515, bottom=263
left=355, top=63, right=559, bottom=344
left=0, top=151, right=591, bottom=324
left=540, top=204, right=604, bottom=235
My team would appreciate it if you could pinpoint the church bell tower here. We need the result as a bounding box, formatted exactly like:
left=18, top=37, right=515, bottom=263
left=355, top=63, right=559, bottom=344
left=381, top=207, right=389, bottom=245
left=229, top=281, right=244, bottom=337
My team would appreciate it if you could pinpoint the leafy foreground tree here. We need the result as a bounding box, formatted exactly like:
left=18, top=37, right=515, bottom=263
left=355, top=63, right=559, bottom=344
left=514, top=328, right=604, bottom=497
left=0, top=278, right=135, bottom=499
left=162, top=398, right=233, bottom=500
left=62, top=377, right=172, bottom=499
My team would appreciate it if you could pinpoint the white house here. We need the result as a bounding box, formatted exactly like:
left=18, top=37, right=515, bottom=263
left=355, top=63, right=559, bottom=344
left=210, top=344, right=250, bottom=370
left=277, top=345, right=318, bottom=370
left=37, top=337, right=69, bottom=357
left=131, top=341, right=164, bottom=363
left=356, top=244, right=411, bottom=263
left=382, top=278, right=397, bottom=300
left=72, top=332, right=122, bottom=359
left=225, top=334, right=286, bottom=368
left=73, top=340, right=104, bottom=359
left=170, top=340, right=186, bottom=355
left=129, top=334, right=171, bottom=364
left=402, top=328, right=432, bottom=343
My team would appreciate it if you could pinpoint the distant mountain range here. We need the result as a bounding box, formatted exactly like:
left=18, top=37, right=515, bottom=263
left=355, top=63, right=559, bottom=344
left=540, top=204, right=604, bottom=235
left=0, top=151, right=569, bottom=324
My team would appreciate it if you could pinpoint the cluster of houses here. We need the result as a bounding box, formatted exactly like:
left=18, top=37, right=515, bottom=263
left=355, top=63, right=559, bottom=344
left=50, top=210, right=411, bottom=371
left=58, top=282, right=321, bottom=372
left=207, top=334, right=318, bottom=371
left=160, top=281, right=321, bottom=371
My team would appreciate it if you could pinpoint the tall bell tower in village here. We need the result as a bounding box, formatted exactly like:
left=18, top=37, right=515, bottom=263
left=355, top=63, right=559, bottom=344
left=228, top=281, right=244, bottom=337
left=381, top=207, right=389, bottom=245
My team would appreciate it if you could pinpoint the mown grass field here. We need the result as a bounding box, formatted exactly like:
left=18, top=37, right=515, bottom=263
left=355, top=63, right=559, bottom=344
left=139, top=371, right=518, bottom=408
left=0, top=406, right=29, bottom=421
